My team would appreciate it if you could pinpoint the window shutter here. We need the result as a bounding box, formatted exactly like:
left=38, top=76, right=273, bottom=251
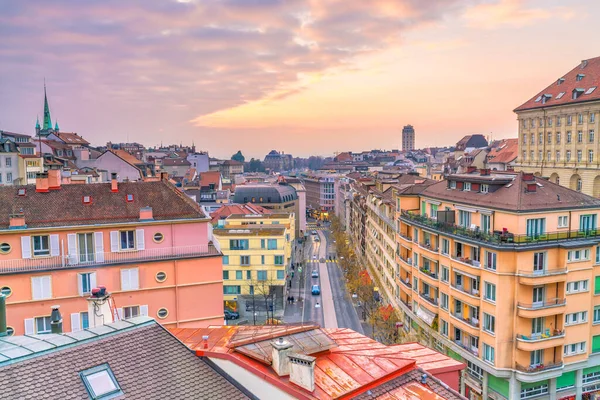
left=43, top=276, right=52, bottom=299
left=71, top=313, right=81, bottom=332
left=110, top=231, right=119, bottom=252
left=50, top=234, right=60, bottom=257
left=121, top=269, right=130, bottom=291
left=24, top=318, right=34, bottom=335
left=90, top=272, right=97, bottom=292
left=77, top=274, right=84, bottom=296
left=94, top=232, right=105, bottom=262
left=131, top=268, right=139, bottom=290
left=593, top=335, right=600, bottom=354
left=140, top=305, right=149, bottom=316
left=595, top=276, right=600, bottom=295
left=67, top=234, right=78, bottom=264
left=21, top=236, right=32, bottom=259
left=32, top=277, right=41, bottom=300
left=136, top=229, right=145, bottom=250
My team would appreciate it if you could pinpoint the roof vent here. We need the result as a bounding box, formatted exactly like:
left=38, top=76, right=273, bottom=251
left=526, top=183, right=537, bottom=193
left=556, top=92, right=565, bottom=99
left=557, top=78, right=565, bottom=85
left=581, top=60, right=588, bottom=69
left=522, top=173, right=535, bottom=182
left=421, top=373, right=428, bottom=384
left=577, top=73, right=585, bottom=82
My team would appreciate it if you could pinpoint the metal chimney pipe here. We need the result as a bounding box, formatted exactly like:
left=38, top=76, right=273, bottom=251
left=0, top=294, right=7, bottom=337
left=50, top=305, right=63, bottom=334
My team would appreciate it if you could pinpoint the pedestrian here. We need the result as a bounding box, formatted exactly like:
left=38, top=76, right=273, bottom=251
left=291, top=296, right=295, bottom=304
left=289, top=281, right=292, bottom=288
left=287, top=296, right=291, bottom=304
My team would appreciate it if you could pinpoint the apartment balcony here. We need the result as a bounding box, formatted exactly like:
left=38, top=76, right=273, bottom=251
left=397, top=255, right=413, bottom=272
left=419, top=293, right=439, bottom=312
left=450, top=283, right=480, bottom=301
left=517, top=268, right=568, bottom=286
left=230, top=246, right=285, bottom=251
left=516, top=330, right=566, bottom=351
left=397, top=232, right=413, bottom=246
left=450, top=313, right=480, bottom=337
left=399, top=276, right=412, bottom=290
left=517, top=298, right=567, bottom=318
left=400, top=210, right=600, bottom=247
left=515, top=361, right=564, bottom=381
left=451, top=255, right=481, bottom=269
left=0, top=244, right=220, bottom=274
left=454, top=339, right=479, bottom=356
left=418, top=242, right=439, bottom=257
left=419, top=268, right=439, bottom=286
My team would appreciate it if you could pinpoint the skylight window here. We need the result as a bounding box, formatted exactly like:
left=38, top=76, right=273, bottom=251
left=535, top=96, right=542, bottom=102
left=126, top=194, right=134, bottom=202
left=556, top=92, right=565, bottom=99
left=80, top=364, right=122, bottom=399
left=585, top=87, right=597, bottom=95
left=17, top=188, right=26, bottom=196
left=83, top=196, right=92, bottom=204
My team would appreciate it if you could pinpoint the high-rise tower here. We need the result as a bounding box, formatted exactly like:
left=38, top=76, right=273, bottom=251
left=402, top=125, right=415, bottom=151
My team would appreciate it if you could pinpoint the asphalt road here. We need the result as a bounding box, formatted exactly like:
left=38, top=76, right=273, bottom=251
left=302, top=238, right=325, bottom=327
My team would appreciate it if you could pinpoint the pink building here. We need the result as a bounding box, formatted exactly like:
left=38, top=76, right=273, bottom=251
left=0, top=173, right=223, bottom=336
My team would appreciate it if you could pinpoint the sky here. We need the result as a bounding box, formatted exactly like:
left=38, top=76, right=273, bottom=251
left=1, top=0, right=599, bottom=159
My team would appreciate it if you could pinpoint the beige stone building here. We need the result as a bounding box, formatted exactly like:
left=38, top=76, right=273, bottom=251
left=516, top=57, right=600, bottom=196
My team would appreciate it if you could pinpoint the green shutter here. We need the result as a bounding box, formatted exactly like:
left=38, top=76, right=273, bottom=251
left=411, top=320, right=419, bottom=331
left=421, top=201, right=426, bottom=216
left=595, top=276, right=600, bottom=294
left=557, top=371, right=575, bottom=390
left=447, top=349, right=463, bottom=362
left=488, top=375, right=510, bottom=398
left=584, top=364, right=600, bottom=376
left=521, top=380, right=548, bottom=390
left=593, top=335, right=600, bottom=354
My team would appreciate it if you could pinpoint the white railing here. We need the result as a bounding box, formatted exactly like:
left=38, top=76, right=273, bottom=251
left=0, top=244, right=220, bottom=274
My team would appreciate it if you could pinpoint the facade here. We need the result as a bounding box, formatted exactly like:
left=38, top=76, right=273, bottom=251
left=264, top=150, right=293, bottom=172
left=486, top=139, right=518, bottom=172
left=515, top=57, right=600, bottom=197
left=402, top=125, right=416, bottom=152
left=17, top=154, right=44, bottom=185
left=349, top=169, right=600, bottom=400
left=162, top=157, right=191, bottom=178
left=77, top=150, right=144, bottom=181
left=186, top=152, right=210, bottom=173
left=0, top=175, right=223, bottom=336
left=213, top=213, right=294, bottom=315
left=0, top=140, right=19, bottom=186
left=303, top=174, right=338, bottom=218
left=220, top=160, right=244, bottom=180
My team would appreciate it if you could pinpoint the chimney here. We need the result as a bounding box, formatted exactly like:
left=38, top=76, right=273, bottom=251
left=0, top=294, right=7, bottom=337
left=466, top=166, right=477, bottom=173
left=111, top=172, right=118, bottom=192
left=271, top=337, right=294, bottom=376
left=86, top=287, right=114, bottom=328
left=582, top=59, right=588, bottom=69
left=35, top=172, right=50, bottom=193
left=160, top=172, right=169, bottom=181
left=47, top=167, right=62, bottom=190
left=140, top=206, right=153, bottom=221
left=523, top=172, right=535, bottom=182
left=50, top=305, right=63, bottom=334
left=526, top=183, right=537, bottom=193
left=288, top=353, right=316, bottom=392
left=479, top=168, right=490, bottom=176
left=9, top=210, right=26, bottom=229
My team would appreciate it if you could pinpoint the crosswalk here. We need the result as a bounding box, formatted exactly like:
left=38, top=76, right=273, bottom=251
left=305, top=259, right=338, bottom=263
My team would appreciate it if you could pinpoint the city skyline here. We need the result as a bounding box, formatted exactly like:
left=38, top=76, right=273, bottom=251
left=1, top=0, right=599, bottom=159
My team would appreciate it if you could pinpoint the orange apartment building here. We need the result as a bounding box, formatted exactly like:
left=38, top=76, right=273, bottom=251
left=0, top=172, right=223, bottom=336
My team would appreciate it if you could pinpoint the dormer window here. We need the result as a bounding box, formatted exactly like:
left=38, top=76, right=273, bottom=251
left=464, top=182, right=471, bottom=191
left=450, top=181, right=456, bottom=189
left=481, top=184, right=489, bottom=193
left=126, top=194, right=134, bottom=202
left=541, top=94, right=551, bottom=104
left=572, top=89, right=584, bottom=100
left=17, top=188, right=26, bottom=196
left=576, top=74, right=585, bottom=82
left=83, top=196, right=92, bottom=204
left=557, top=78, right=565, bottom=85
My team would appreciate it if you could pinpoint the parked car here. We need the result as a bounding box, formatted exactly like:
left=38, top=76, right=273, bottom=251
left=311, top=230, right=318, bottom=235
left=311, top=270, right=319, bottom=278
left=224, top=310, right=239, bottom=320
left=314, top=237, right=320, bottom=242
left=311, top=285, right=321, bottom=295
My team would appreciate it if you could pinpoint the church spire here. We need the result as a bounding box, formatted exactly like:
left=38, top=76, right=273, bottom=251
left=42, top=82, right=52, bottom=130
left=35, top=116, right=40, bottom=130
left=54, top=120, right=59, bottom=131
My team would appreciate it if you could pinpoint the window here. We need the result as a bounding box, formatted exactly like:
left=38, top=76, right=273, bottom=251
left=126, top=194, right=134, bottom=202
left=566, top=280, right=589, bottom=294
left=568, top=311, right=589, bottom=326
left=579, top=113, right=585, bottom=123
left=567, top=150, right=571, bottom=161
left=522, top=133, right=527, bottom=144
left=260, top=239, right=265, bottom=249
left=275, top=255, right=284, bottom=265
left=6, top=173, right=12, bottom=183
left=153, top=232, right=164, bottom=243
left=246, top=271, right=251, bottom=279
left=5, top=157, right=11, bottom=167
left=79, top=272, right=95, bottom=295
left=578, top=130, right=584, bottom=143
left=277, top=270, right=284, bottom=280
left=440, top=293, right=448, bottom=310
left=594, top=306, right=600, bottom=324
left=0, top=286, right=12, bottom=297
left=538, top=150, right=542, bottom=161
left=81, top=312, right=89, bottom=330
left=538, top=133, right=543, bottom=144
left=241, top=255, right=250, bottom=266
left=591, top=130, right=596, bottom=143
left=578, top=150, right=583, bottom=162
left=567, top=249, right=590, bottom=262
left=441, top=239, right=449, bottom=255
left=32, top=235, right=50, bottom=256
left=558, top=216, right=568, bottom=228
left=526, top=218, right=545, bottom=238
left=31, top=276, right=52, bottom=300
left=261, top=255, right=265, bottom=265
left=590, top=150, right=595, bottom=163
left=584, top=369, right=600, bottom=384
left=522, top=151, right=526, bottom=161
left=556, top=132, right=561, bottom=143
left=222, top=255, right=229, bottom=265
left=223, top=285, right=241, bottom=294
left=556, top=151, right=561, bottom=162
left=483, top=343, right=495, bottom=364
left=591, top=113, right=596, bottom=123
left=521, top=384, right=548, bottom=399
left=155, top=271, right=167, bottom=282
left=564, top=342, right=586, bottom=356
left=467, top=361, right=483, bottom=381
left=530, top=151, right=534, bottom=160
left=440, top=319, right=448, bottom=337
left=533, top=252, right=546, bottom=272
left=464, top=182, right=471, bottom=191
left=483, top=313, right=495, bottom=334
left=450, top=181, right=456, bottom=189
left=257, top=270, right=267, bottom=281
left=123, top=306, right=140, bottom=319
left=27, top=171, right=36, bottom=180
left=547, top=151, right=551, bottom=161
left=597, top=245, right=600, bottom=264
left=33, top=316, right=52, bottom=334
left=0, top=242, right=11, bottom=254
left=567, top=131, right=572, bottom=142
left=157, top=308, right=168, bottom=319
left=568, top=115, right=573, bottom=125
left=530, top=119, right=535, bottom=128
left=441, top=266, right=449, bottom=282
left=484, top=251, right=497, bottom=270
left=229, top=239, right=249, bottom=250
left=223, top=270, right=229, bottom=280
left=80, top=364, right=122, bottom=400
left=120, top=230, right=135, bottom=250
left=557, top=116, right=562, bottom=126
left=547, top=132, right=552, bottom=143
left=484, top=282, right=496, bottom=302
left=458, top=210, right=471, bottom=228
left=267, top=239, right=278, bottom=250
left=120, top=268, right=139, bottom=291
left=480, top=184, right=489, bottom=194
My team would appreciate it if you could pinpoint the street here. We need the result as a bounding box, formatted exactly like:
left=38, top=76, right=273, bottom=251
left=283, top=224, right=364, bottom=334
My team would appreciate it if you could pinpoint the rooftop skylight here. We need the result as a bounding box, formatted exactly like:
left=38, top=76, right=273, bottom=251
left=80, top=364, right=122, bottom=399
left=556, top=92, right=565, bottom=99
left=585, top=87, right=597, bottom=95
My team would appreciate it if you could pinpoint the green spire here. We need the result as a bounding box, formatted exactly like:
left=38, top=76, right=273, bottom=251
left=54, top=120, right=59, bottom=131
left=42, top=84, right=52, bottom=130
left=35, top=116, right=40, bottom=130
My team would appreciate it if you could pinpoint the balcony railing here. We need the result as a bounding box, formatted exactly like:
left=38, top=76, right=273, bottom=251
left=401, top=210, right=600, bottom=246
left=451, top=283, right=480, bottom=297
left=451, top=255, right=481, bottom=268
left=400, top=277, right=412, bottom=289
left=455, top=340, right=479, bottom=356
left=515, top=361, right=563, bottom=373
left=0, top=244, right=220, bottom=274
left=517, top=298, right=566, bottom=310
left=230, top=246, right=285, bottom=250
left=517, top=268, right=568, bottom=277
left=419, top=242, right=438, bottom=252
left=420, top=268, right=438, bottom=280
left=517, top=329, right=565, bottom=342
left=420, top=293, right=439, bottom=306
left=452, top=313, right=480, bottom=328
left=398, top=233, right=412, bottom=242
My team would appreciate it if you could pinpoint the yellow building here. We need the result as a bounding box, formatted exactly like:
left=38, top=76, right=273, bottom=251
left=351, top=169, right=600, bottom=400
left=213, top=213, right=294, bottom=316
left=516, top=56, right=600, bottom=197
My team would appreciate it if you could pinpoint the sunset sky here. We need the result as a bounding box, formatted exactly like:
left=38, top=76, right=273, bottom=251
left=1, top=0, right=599, bottom=159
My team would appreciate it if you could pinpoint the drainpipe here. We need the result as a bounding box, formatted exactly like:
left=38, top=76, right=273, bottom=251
left=0, top=294, right=7, bottom=337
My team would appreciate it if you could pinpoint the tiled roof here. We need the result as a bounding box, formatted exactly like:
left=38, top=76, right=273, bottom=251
left=487, top=138, right=518, bottom=164
left=163, top=158, right=191, bottom=167
left=54, top=132, right=90, bottom=145
left=423, top=171, right=600, bottom=212
left=111, top=149, right=143, bottom=166
left=0, top=180, right=207, bottom=229
left=0, top=318, right=250, bottom=400
left=200, top=171, right=222, bottom=188
left=515, top=56, right=600, bottom=112
left=210, top=203, right=272, bottom=223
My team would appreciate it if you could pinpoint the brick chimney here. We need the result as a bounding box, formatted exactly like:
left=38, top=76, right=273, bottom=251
left=111, top=172, right=118, bottom=192
left=9, top=210, right=26, bottom=229
left=271, top=337, right=293, bottom=376
left=479, top=168, right=490, bottom=176
left=35, top=172, right=50, bottom=193
left=523, top=172, right=535, bottom=182
left=140, top=206, right=153, bottom=221
left=466, top=166, right=477, bottom=173
left=47, top=167, right=62, bottom=190
left=526, top=183, right=537, bottom=193
left=288, top=353, right=316, bottom=392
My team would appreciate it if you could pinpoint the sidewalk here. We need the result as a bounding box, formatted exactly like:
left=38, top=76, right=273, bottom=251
left=282, top=240, right=306, bottom=324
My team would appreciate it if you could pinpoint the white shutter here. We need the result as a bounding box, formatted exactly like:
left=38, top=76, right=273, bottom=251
left=31, top=277, right=42, bottom=300
left=121, top=269, right=129, bottom=291
left=136, top=229, right=145, bottom=250
left=116, top=308, right=123, bottom=320
left=94, top=232, right=105, bottom=262
left=77, top=274, right=84, bottom=296
left=140, top=305, right=149, bottom=317
left=24, top=318, right=34, bottom=335
left=90, top=272, right=97, bottom=292
left=67, top=234, right=78, bottom=264
left=110, top=231, right=119, bottom=252
left=131, top=268, right=139, bottom=290
left=42, top=276, right=52, bottom=299
left=21, top=236, right=32, bottom=259
left=71, top=313, right=81, bottom=332
left=50, top=234, right=60, bottom=257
